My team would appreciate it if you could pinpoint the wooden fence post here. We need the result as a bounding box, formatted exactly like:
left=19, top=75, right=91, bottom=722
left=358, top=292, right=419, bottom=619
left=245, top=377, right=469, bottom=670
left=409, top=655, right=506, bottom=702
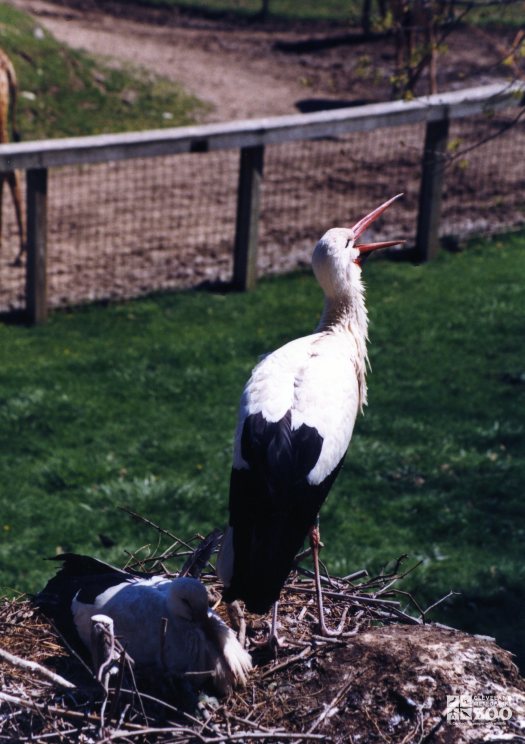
left=233, top=145, right=265, bottom=291
left=415, top=118, right=450, bottom=262
left=25, top=167, right=48, bottom=324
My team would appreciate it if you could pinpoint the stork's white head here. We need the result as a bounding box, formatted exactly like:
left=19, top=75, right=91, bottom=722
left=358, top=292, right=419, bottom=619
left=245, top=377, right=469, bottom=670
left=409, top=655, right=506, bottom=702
left=312, top=194, right=404, bottom=300
left=167, top=577, right=209, bottom=623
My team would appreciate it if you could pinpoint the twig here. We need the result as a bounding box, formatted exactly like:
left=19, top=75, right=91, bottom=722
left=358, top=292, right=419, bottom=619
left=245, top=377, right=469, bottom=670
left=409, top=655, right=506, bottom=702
left=259, top=647, right=312, bottom=679
left=180, top=528, right=222, bottom=578
left=206, top=730, right=329, bottom=741
left=0, top=692, right=141, bottom=729
left=376, top=607, right=422, bottom=625
left=120, top=508, right=195, bottom=552
left=421, top=591, right=459, bottom=620
left=342, top=569, right=369, bottom=582
left=45, top=615, right=97, bottom=680
left=0, top=646, right=76, bottom=689
left=98, top=724, right=207, bottom=743
left=291, top=586, right=402, bottom=607
left=308, top=674, right=353, bottom=733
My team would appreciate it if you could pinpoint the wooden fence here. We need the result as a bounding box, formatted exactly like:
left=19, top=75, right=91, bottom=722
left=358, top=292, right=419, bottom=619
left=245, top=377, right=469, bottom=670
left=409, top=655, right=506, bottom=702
left=0, top=82, right=523, bottom=323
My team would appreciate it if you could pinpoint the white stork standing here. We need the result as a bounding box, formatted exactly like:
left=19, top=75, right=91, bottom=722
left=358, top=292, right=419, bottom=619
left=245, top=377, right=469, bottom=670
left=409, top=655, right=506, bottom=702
left=217, top=194, right=404, bottom=639
left=36, top=553, right=252, bottom=696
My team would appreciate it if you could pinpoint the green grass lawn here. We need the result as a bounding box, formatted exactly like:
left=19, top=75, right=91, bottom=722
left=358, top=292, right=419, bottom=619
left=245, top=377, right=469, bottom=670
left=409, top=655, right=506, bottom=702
left=0, top=4, right=205, bottom=139
left=1, top=233, right=524, bottom=665
left=127, top=0, right=524, bottom=26
left=129, top=0, right=358, bottom=23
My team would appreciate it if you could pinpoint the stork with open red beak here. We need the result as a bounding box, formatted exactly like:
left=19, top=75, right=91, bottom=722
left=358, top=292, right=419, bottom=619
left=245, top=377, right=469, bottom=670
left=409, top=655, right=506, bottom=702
left=217, top=194, right=404, bottom=640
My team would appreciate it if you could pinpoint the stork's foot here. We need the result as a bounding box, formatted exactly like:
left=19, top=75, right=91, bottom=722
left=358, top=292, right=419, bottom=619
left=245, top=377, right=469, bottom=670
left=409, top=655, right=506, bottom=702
left=251, top=624, right=286, bottom=660
left=309, top=523, right=349, bottom=637
left=251, top=602, right=286, bottom=655
left=317, top=606, right=349, bottom=637
left=268, top=632, right=285, bottom=657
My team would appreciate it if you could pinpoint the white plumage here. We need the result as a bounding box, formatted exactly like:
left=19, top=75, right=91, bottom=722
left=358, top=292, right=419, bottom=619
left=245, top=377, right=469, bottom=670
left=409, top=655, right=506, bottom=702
left=218, top=195, right=403, bottom=633
left=37, top=554, right=251, bottom=696
left=233, top=331, right=362, bottom=486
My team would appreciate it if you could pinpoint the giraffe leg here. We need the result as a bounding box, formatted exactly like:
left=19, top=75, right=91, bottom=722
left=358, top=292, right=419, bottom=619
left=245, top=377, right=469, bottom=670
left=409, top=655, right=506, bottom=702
left=6, top=169, right=25, bottom=265
left=310, top=520, right=348, bottom=637
left=0, top=174, right=4, bottom=256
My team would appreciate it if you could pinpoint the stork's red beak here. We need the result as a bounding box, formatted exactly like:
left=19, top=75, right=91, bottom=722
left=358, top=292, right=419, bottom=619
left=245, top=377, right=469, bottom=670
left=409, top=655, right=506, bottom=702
left=353, top=194, right=405, bottom=265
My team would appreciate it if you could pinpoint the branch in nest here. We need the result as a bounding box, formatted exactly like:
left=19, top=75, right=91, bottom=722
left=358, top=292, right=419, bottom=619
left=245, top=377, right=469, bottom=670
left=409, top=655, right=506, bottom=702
left=0, top=646, right=76, bottom=690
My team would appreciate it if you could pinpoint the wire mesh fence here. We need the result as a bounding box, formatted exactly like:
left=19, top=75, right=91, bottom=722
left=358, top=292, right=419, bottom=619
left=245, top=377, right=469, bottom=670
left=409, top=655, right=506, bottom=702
left=0, top=177, right=26, bottom=311
left=442, top=109, right=525, bottom=241
left=259, top=124, right=424, bottom=275
left=46, top=151, right=239, bottom=309
left=0, top=101, right=523, bottom=315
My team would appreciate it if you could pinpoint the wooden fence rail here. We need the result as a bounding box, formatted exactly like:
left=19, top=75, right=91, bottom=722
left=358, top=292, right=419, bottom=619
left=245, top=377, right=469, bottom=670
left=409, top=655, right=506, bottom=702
left=0, top=82, right=523, bottom=323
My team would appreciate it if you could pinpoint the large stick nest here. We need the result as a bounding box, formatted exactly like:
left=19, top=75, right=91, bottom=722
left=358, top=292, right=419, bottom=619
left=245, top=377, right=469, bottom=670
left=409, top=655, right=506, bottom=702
left=1, top=519, right=524, bottom=743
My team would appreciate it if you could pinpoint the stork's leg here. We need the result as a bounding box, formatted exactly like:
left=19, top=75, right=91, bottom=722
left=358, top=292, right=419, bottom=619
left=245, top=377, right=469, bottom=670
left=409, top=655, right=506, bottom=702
left=310, top=521, right=347, bottom=637
left=268, top=601, right=284, bottom=653
left=250, top=601, right=285, bottom=653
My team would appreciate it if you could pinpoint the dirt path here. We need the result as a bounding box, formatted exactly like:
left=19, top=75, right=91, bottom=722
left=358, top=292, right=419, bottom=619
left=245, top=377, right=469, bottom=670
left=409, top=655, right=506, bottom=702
left=7, top=0, right=515, bottom=123
left=8, top=0, right=315, bottom=121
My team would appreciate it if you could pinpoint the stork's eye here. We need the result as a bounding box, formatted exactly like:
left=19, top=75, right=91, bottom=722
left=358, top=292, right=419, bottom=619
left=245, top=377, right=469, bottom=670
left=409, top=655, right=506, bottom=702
left=345, top=237, right=352, bottom=248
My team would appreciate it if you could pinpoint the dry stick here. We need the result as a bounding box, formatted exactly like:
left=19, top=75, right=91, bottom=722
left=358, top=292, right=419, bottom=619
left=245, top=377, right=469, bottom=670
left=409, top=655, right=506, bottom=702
left=342, top=569, right=369, bottom=582
left=122, top=512, right=219, bottom=575
left=308, top=674, right=353, bottom=733
left=124, top=652, right=148, bottom=725
left=421, top=590, right=459, bottom=620
left=374, top=558, right=424, bottom=595
left=227, top=713, right=282, bottom=733
left=294, top=566, right=346, bottom=589
left=120, top=508, right=195, bottom=552
left=107, top=646, right=129, bottom=726
left=0, top=646, right=76, bottom=690
left=18, top=726, right=84, bottom=742
left=104, top=729, right=328, bottom=743
left=376, top=607, right=422, bottom=626
left=259, top=646, right=312, bottom=680
left=45, top=616, right=97, bottom=680
left=387, top=589, right=426, bottom=617
left=118, top=686, right=192, bottom=723
left=0, top=692, right=142, bottom=730
left=205, top=731, right=328, bottom=742
left=98, top=724, right=207, bottom=743
left=291, top=585, right=403, bottom=608
left=311, top=628, right=359, bottom=643
left=115, top=702, right=132, bottom=734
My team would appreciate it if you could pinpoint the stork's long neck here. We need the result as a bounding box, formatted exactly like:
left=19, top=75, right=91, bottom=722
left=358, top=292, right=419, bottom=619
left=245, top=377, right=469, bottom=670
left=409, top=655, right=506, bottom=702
left=316, top=284, right=369, bottom=408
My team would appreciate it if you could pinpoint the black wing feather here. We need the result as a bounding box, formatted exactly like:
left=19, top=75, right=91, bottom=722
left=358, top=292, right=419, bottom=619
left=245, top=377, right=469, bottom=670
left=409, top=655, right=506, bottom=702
left=34, top=553, right=138, bottom=658
left=223, top=411, right=344, bottom=613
